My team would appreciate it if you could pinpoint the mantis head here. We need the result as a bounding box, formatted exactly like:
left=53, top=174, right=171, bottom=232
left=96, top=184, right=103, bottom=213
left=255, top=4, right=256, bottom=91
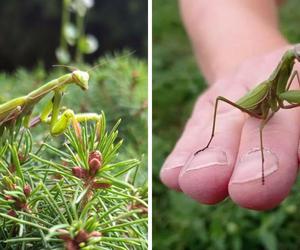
left=72, top=70, right=90, bottom=90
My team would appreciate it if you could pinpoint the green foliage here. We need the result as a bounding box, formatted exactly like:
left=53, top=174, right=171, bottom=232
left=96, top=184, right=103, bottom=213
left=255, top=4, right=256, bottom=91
left=153, top=0, right=300, bottom=249
left=0, top=118, right=147, bottom=249
left=0, top=52, right=148, bottom=248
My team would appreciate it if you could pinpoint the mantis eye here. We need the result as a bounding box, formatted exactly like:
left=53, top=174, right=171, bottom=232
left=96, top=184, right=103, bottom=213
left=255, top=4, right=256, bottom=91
left=72, top=70, right=89, bottom=90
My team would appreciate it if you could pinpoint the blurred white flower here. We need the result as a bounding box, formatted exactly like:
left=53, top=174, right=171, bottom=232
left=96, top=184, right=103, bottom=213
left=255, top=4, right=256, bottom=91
left=82, top=0, right=94, bottom=9
left=71, top=0, right=94, bottom=16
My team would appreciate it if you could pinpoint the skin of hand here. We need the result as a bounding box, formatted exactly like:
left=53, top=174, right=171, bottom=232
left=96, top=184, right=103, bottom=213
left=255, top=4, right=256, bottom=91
left=160, top=46, right=300, bottom=211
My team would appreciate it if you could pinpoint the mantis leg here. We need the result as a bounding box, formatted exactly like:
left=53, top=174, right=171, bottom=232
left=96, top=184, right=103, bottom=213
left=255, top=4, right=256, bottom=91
left=37, top=90, right=100, bottom=135
left=35, top=89, right=65, bottom=136
left=50, top=111, right=101, bottom=136
left=40, top=98, right=54, bottom=123
left=194, top=96, right=263, bottom=155
left=31, top=95, right=56, bottom=128
left=23, top=109, right=34, bottom=128
left=51, top=109, right=75, bottom=136
left=50, top=90, right=63, bottom=130
left=286, top=70, right=300, bottom=91
left=259, top=112, right=275, bottom=185
left=278, top=89, right=300, bottom=108
left=279, top=103, right=300, bottom=109
left=46, top=90, right=71, bottom=136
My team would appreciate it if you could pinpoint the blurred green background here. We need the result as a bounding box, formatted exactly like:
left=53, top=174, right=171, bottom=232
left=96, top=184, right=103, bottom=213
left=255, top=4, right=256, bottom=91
left=0, top=0, right=147, bottom=71
left=153, top=0, right=300, bottom=249
left=0, top=1, right=148, bottom=184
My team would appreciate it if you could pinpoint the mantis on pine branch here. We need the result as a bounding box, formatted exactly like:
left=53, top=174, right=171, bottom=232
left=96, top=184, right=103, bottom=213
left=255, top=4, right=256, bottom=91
left=195, top=45, right=300, bottom=185
left=0, top=69, right=100, bottom=136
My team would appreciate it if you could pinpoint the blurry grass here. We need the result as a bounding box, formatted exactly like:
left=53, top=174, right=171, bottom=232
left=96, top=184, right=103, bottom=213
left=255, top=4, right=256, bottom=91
left=153, top=0, right=300, bottom=249
left=0, top=52, right=148, bottom=185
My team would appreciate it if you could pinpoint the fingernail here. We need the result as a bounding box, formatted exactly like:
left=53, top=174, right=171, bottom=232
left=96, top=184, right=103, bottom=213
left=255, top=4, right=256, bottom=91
left=162, top=152, right=192, bottom=170
left=231, top=148, right=279, bottom=184
left=183, top=148, right=228, bottom=173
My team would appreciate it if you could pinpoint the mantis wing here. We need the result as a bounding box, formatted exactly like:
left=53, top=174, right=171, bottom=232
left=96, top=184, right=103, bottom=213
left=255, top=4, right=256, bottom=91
left=0, top=97, right=26, bottom=120
left=236, top=81, right=269, bottom=110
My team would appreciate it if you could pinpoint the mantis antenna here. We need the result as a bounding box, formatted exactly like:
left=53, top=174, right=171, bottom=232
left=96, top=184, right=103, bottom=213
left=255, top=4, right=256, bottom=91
left=52, top=65, right=79, bottom=71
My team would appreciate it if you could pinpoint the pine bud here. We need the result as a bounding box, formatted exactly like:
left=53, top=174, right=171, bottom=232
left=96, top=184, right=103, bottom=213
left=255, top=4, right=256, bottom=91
left=89, top=158, right=101, bottom=175
left=88, top=150, right=102, bottom=164
left=23, top=184, right=31, bottom=197
left=74, top=229, right=89, bottom=244
left=58, top=229, right=71, bottom=241
left=4, top=195, right=13, bottom=201
left=15, top=200, right=28, bottom=210
left=88, top=151, right=102, bottom=175
left=88, top=231, right=102, bottom=238
left=65, top=240, right=79, bottom=250
left=72, top=166, right=87, bottom=179
left=18, top=152, right=27, bottom=163
left=7, top=209, right=17, bottom=217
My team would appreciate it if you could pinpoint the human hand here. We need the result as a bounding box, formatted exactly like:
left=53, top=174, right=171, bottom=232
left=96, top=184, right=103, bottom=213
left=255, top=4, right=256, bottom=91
left=160, top=47, right=300, bottom=210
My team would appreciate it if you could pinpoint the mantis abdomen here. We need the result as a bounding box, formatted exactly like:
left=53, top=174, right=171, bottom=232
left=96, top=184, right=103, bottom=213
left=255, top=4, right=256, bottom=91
left=0, top=96, right=27, bottom=120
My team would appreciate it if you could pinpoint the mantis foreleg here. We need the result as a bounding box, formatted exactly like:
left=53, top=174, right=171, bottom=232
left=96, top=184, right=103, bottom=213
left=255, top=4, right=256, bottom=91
left=40, top=98, right=54, bottom=123
left=23, top=110, right=33, bottom=128
left=51, top=109, right=75, bottom=136
left=39, top=89, right=72, bottom=136
left=50, top=110, right=101, bottom=136
left=38, top=91, right=100, bottom=136
left=50, top=90, right=63, bottom=130
left=279, top=89, right=300, bottom=109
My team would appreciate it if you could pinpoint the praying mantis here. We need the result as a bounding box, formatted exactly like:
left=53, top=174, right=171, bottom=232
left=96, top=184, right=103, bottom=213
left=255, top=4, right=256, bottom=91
left=195, top=45, right=300, bottom=184
left=0, top=69, right=100, bottom=136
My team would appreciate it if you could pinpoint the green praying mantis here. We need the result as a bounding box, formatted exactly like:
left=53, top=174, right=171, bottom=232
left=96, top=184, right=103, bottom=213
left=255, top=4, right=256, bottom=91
left=195, top=45, right=300, bottom=185
left=0, top=69, right=100, bottom=136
